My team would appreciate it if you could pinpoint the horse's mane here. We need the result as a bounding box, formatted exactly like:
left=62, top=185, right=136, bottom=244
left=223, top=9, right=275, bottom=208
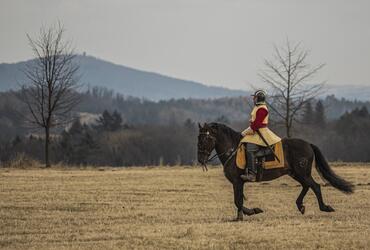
left=208, top=122, right=242, bottom=143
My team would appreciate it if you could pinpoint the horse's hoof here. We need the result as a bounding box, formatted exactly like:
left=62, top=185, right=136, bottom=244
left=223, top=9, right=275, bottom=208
left=299, top=205, right=305, bottom=215
left=321, top=205, right=335, bottom=212
left=242, top=207, right=255, bottom=216
left=236, top=210, right=244, bottom=221
left=253, top=208, right=263, bottom=214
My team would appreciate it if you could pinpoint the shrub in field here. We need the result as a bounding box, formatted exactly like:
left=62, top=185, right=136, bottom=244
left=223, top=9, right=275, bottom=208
left=2, top=152, right=40, bottom=168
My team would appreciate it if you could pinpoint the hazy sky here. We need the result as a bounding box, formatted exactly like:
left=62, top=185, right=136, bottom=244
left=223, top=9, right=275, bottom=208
left=1, top=0, right=370, bottom=90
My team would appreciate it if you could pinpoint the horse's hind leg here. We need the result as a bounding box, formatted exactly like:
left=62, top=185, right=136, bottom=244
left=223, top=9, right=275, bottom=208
left=296, top=185, right=309, bottom=214
left=306, top=176, right=335, bottom=212
left=290, top=175, right=309, bottom=214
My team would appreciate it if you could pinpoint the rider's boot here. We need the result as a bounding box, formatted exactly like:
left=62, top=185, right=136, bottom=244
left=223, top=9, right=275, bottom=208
left=240, top=144, right=258, bottom=182
left=240, top=157, right=256, bottom=181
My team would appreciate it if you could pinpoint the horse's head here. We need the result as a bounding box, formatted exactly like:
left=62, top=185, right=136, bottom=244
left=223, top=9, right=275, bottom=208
left=197, top=123, right=217, bottom=166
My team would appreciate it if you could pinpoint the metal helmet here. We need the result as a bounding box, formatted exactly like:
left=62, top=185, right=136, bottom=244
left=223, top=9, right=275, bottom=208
left=252, top=90, right=266, bottom=105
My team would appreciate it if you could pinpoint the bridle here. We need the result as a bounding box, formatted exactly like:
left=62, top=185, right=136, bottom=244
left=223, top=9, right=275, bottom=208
left=198, top=131, right=216, bottom=171
left=198, top=131, right=239, bottom=171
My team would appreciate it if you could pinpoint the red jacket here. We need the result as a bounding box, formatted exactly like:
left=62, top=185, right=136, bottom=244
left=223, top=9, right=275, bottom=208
left=250, top=108, right=268, bottom=131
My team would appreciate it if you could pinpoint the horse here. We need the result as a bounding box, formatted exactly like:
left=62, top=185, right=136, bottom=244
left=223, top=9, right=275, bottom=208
left=197, top=122, right=354, bottom=221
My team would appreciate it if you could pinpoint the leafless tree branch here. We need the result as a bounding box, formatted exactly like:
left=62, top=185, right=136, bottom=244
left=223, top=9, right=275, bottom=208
left=20, top=23, right=80, bottom=166
left=259, top=39, right=325, bottom=137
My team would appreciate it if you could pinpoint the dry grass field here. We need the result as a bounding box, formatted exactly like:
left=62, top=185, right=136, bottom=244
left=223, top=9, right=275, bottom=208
left=0, top=164, right=369, bottom=249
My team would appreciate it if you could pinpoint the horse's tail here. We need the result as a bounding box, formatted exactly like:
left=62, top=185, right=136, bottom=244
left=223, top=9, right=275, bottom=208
left=310, top=144, right=354, bottom=194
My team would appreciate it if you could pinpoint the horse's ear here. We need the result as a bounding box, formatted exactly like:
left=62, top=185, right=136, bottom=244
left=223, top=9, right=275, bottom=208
left=203, top=122, right=208, bottom=128
left=198, top=123, right=202, bottom=129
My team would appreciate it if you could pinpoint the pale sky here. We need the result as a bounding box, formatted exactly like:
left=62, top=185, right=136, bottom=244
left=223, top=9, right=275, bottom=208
left=1, top=0, right=370, bottom=90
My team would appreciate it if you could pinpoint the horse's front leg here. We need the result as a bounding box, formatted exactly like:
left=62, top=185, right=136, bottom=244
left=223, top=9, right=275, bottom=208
left=239, top=185, right=264, bottom=216
left=233, top=180, right=244, bottom=221
left=233, top=177, right=264, bottom=221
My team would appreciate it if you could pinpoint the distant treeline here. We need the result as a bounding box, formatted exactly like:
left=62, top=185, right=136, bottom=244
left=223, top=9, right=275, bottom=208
left=1, top=87, right=370, bottom=166
left=0, top=113, right=198, bottom=166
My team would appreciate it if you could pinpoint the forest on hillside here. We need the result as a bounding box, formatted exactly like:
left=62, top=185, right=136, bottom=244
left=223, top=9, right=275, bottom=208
left=1, top=87, right=370, bottom=166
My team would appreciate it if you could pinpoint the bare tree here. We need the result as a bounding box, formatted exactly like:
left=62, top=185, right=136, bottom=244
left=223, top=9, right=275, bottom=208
left=259, top=39, right=325, bottom=137
left=21, top=23, right=80, bottom=167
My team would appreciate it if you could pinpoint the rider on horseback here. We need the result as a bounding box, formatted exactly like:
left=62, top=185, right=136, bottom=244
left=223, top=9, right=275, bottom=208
left=240, top=90, right=281, bottom=182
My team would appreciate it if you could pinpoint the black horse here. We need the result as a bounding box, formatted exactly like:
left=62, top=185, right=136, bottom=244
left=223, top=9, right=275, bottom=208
left=197, top=122, right=354, bottom=221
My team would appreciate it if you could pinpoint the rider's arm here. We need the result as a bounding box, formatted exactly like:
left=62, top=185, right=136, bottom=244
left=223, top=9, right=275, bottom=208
left=250, top=108, right=268, bottom=131
left=241, top=127, right=253, bottom=136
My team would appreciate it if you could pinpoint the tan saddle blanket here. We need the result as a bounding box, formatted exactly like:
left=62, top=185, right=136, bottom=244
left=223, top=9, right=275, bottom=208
left=239, top=127, right=281, bottom=146
left=236, top=140, right=285, bottom=170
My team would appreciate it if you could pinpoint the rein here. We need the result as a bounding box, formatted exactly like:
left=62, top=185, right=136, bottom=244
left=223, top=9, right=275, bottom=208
left=207, top=149, right=231, bottom=163
left=201, top=145, right=241, bottom=172
left=198, top=130, right=241, bottom=171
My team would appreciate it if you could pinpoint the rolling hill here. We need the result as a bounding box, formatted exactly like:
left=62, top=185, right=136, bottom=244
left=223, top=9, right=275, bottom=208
left=0, top=55, right=247, bottom=100
left=1, top=55, right=369, bottom=101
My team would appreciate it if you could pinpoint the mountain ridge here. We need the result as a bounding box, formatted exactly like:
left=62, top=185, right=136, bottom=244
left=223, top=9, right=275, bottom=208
left=0, top=55, right=369, bottom=101
left=0, top=55, right=248, bottom=100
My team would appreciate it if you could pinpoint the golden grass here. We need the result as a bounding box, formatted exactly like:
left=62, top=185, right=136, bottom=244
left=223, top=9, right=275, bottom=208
left=0, top=165, right=369, bottom=249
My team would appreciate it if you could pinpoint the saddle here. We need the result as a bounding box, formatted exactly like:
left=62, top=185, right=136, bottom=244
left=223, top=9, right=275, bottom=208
left=236, top=140, right=285, bottom=170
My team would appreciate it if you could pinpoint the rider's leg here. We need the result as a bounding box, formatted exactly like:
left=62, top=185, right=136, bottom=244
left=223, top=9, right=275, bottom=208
left=240, top=143, right=259, bottom=181
left=247, top=143, right=258, bottom=174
